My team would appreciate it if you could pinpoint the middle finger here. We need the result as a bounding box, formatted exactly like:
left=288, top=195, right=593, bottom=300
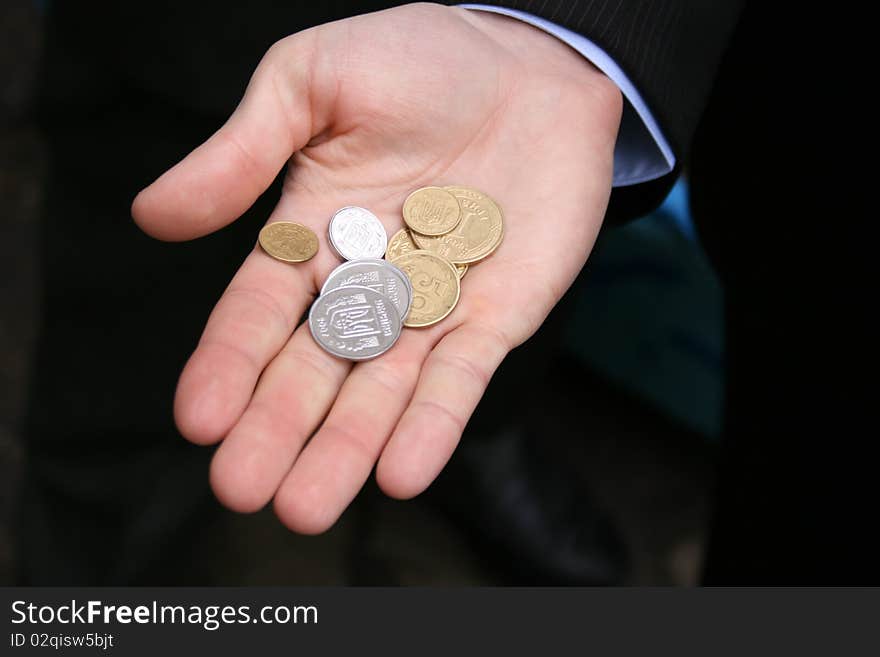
left=273, top=326, right=443, bottom=534
left=209, top=321, right=351, bottom=512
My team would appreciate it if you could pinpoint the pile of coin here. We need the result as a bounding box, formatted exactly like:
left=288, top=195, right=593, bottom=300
left=387, top=185, right=503, bottom=328
left=259, top=186, right=503, bottom=361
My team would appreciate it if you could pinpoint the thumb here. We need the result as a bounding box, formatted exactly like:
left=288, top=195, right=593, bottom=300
left=132, top=33, right=320, bottom=241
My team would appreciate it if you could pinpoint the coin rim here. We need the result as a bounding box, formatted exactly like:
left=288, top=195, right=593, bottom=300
left=402, top=186, right=462, bottom=237
left=258, top=221, right=319, bottom=263
left=327, top=206, right=388, bottom=261
left=308, top=284, right=402, bottom=361
left=389, top=249, right=462, bottom=328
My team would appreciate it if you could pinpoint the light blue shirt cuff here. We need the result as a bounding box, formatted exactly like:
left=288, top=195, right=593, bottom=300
left=461, top=4, right=676, bottom=187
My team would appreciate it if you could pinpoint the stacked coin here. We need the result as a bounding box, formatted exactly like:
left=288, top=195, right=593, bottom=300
left=307, top=207, right=409, bottom=360
left=308, top=261, right=410, bottom=360
left=388, top=185, right=503, bottom=328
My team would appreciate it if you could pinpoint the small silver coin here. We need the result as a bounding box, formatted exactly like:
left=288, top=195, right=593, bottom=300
left=328, top=206, right=388, bottom=260
left=308, top=285, right=402, bottom=361
left=321, top=259, right=413, bottom=321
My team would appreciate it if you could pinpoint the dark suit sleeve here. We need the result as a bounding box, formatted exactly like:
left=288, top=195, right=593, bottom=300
left=443, top=1, right=743, bottom=221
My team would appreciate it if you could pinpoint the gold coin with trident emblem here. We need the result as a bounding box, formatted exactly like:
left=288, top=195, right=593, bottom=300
left=402, top=186, right=462, bottom=236
left=411, top=186, right=503, bottom=264
left=388, top=250, right=461, bottom=328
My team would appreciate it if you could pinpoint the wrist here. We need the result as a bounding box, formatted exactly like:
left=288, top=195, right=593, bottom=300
left=455, top=6, right=623, bottom=128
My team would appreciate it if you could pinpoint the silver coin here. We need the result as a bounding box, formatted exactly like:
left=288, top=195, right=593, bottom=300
left=308, top=285, right=402, bottom=361
left=328, top=206, right=388, bottom=260
left=321, top=259, right=412, bottom=321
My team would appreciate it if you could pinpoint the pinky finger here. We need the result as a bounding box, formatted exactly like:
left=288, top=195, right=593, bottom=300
left=375, top=322, right=509, bottom=499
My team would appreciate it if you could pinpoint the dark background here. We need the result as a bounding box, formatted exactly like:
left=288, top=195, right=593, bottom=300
left=1, top=1, right=724, bottom=586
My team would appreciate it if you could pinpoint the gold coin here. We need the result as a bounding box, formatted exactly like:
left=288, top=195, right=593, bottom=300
left=259, top=222, right=318, bottom=263
left=388, top=228, right=468, bottom=279
left=389, top=250, right=460, bottom=328
left=411, top=186, right=503, bottom=264
left=385, top=228, right=419, bottom=261
left=402, top=186, right=462, bottom=236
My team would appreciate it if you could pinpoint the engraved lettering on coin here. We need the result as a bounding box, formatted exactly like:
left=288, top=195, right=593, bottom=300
left=258, top=222, right=319, bottom=263
left=328, top=206, right=388, bottom=260
left=402, top=186, right=461, bottom=236
left=411, top=187, right=503, bottom=264
left=321, top=259, right=412, bottom=320
left=389, top=250, right=461, bottom=328
left=309, top=286, right=401, bottom=360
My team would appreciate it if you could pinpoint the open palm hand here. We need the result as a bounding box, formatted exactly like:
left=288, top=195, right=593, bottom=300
left=133, top=3, right=621, bottom=533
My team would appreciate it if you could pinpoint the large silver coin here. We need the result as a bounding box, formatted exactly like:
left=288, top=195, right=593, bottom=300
left=321, top=259, right=413, bottom=321
left=328, top=206, right=388, bottom=260
left=308, top=285, right=402, bottom=361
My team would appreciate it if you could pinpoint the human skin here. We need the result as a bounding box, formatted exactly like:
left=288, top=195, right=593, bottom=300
left=132, top=3, right=622, bottom=534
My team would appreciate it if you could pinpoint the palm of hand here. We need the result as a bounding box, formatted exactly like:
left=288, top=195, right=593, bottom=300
left=133, top=4, right=621, bottom=533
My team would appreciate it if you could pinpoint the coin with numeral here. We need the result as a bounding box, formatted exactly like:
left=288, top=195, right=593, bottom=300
left=389, top=250, right=461, bottom=328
